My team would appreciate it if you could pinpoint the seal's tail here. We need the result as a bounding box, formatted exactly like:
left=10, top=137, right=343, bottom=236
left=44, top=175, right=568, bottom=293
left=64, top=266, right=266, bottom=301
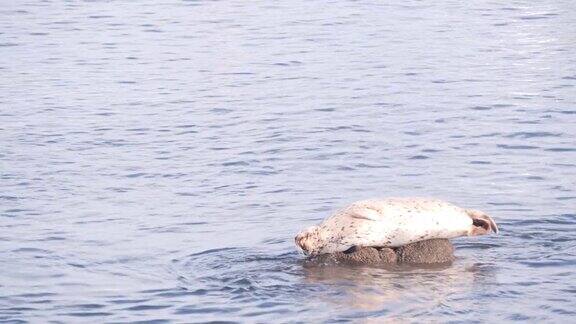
left=466, top=209, right=499, bottom=236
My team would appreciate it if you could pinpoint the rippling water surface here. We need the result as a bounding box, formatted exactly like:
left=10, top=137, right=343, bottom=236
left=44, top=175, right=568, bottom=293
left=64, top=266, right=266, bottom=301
left=2, top=0, right=576, bottom=322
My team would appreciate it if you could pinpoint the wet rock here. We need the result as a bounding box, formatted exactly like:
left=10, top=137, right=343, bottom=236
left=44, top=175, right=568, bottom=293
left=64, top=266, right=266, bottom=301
left=314, top=246, right=397, bottom=265
left=395, top=238, right=454, bottom=264
left=312, top=239, right=454, bottom=265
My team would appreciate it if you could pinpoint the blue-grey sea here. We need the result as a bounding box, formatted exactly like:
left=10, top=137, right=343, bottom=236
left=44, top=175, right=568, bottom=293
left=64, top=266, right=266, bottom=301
left=1, top=0, right=576, bottom=322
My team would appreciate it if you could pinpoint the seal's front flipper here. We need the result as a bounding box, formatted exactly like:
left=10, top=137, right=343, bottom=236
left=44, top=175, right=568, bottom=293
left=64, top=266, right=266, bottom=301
left=343, top=246, right=359, bottom=254
left=348, top=207, right=381, bottom=221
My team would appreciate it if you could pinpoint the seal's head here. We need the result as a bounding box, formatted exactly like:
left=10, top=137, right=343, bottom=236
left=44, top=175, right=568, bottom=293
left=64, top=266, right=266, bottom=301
left=295, top=225, right=323, bottom=256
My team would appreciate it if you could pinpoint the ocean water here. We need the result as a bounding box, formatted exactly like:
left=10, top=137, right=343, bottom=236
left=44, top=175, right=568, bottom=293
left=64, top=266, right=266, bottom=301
left=1, top=0, right=575, bottom=322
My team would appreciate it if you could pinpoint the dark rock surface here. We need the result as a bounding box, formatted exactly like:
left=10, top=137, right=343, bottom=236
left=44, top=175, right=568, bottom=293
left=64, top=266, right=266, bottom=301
left=313, top=246, right=398, bottom=265
left=311, top=239, right=454, bottom=265
left=396, top=238, right=455, bottom=264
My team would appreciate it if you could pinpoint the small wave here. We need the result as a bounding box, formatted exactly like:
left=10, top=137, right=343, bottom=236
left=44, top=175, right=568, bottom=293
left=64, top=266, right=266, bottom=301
left=171, top=247, right=307, bottom=304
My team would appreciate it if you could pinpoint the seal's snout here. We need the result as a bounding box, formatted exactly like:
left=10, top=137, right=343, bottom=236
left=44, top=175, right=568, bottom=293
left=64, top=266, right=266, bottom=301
left=295, top=231, right=311, bottom=255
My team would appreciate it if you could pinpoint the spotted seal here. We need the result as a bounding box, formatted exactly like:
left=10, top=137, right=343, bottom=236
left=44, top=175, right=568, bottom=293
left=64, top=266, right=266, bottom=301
left=295, top=197, right=498, bottom=256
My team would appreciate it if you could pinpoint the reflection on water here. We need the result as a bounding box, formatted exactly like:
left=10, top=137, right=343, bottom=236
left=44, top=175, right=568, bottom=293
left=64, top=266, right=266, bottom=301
left=2, top=0, right=576, bottom=322
left=302, top=260, right=496, bottom=319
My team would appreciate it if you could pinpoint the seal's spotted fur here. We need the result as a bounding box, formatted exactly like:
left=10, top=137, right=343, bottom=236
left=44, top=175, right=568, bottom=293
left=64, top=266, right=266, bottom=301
left=295, top=197, right=498, bottom=256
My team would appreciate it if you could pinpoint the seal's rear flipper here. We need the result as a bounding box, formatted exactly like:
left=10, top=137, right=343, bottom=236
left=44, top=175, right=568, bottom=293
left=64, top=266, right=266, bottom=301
left=466, top=209, right=499, bottom=236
